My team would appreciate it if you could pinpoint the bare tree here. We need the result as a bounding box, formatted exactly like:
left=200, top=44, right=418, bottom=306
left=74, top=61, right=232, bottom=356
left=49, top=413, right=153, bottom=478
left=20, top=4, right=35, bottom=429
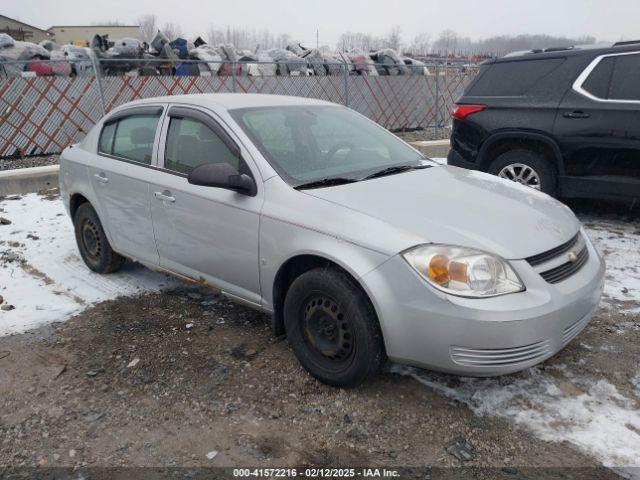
left=433, top=29, right=459, bottom=56
left=205, top=25, right=294, bottom=50
left=138, top=14, right=157, bottom=43
left=161, top=22, right=183, bottom=41
left=407, top=32, right=432, bottom=56
left=386, top=26, right=403, bottom=52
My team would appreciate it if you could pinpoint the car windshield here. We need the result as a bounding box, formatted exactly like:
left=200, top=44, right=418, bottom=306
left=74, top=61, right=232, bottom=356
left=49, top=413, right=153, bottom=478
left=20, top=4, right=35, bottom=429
left=230, top=105, right=431, bottom=187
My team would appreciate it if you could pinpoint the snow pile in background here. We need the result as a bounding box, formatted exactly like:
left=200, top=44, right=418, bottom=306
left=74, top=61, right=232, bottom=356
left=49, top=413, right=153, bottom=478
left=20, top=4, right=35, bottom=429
left=0, top=194, right=174, bottom=336
left=390, top=365, right=640, bottom=467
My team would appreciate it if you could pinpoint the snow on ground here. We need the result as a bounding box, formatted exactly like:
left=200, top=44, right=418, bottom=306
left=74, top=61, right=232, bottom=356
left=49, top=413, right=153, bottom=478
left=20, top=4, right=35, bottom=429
left=582, top=215, right=640, bottom=309
left=391, top=365, right=640, bottom=468
left=0, top=193, right=175, bottom=336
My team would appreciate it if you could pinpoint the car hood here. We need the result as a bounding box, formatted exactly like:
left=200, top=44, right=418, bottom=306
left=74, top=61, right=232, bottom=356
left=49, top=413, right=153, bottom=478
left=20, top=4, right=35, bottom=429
left=302, top=166, right=580, bottom=260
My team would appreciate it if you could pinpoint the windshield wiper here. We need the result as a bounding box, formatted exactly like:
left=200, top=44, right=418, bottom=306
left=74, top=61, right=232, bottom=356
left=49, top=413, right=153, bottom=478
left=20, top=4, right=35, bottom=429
left=361, top=164, right=431, bottom=181
left=294, top=177, right=359, bottom=190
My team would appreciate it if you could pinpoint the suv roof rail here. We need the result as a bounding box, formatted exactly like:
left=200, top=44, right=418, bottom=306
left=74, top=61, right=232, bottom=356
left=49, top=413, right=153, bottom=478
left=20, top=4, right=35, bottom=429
left=504, top=46, right=575, bottom=58
left=613, top=40, right=640, bottom=46
left=542, top=46, right=574, bottom=53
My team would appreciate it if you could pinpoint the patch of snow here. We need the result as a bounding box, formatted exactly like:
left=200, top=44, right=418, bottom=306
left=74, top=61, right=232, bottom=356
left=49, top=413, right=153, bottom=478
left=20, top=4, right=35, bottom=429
left=0, top=194, right=175, bottom=336
left=581, top=218, right=640, bottom=309
left=391, top=365, right=640, bottom=467
left=633, top=374, right=640, bottom=398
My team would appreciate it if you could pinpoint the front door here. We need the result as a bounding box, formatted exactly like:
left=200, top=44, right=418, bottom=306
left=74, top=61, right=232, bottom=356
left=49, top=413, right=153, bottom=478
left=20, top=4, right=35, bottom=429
left=149, top=106, right=262, bottom=304
left=88, top=106, right=163, bottom=266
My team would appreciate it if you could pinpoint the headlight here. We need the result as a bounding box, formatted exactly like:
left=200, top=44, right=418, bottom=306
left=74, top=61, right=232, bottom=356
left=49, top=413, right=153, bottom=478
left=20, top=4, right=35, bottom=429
left=402, top=245, right=524, bottom=298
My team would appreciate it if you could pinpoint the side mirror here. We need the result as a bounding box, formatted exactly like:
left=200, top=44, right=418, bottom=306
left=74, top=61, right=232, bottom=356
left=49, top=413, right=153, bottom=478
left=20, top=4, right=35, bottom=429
left=188, top=163, right=257, bottom=196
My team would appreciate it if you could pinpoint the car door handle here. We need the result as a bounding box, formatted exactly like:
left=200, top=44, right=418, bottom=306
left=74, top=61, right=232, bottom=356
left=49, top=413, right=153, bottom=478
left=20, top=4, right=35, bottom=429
left=93, top=173, right=109, bottom=184
left=154, top=191, right=176, bottom=203
left=563, top=111, right=591, bottom=119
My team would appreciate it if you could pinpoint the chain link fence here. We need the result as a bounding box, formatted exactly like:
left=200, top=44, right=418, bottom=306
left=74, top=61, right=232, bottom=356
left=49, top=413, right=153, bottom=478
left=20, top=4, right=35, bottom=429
left=0, top=58, right=478, bottom=158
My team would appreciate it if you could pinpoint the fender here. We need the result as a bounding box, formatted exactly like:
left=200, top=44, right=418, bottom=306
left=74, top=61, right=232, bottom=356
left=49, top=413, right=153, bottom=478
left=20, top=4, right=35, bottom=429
left=478, top=130, right=566, bottom=176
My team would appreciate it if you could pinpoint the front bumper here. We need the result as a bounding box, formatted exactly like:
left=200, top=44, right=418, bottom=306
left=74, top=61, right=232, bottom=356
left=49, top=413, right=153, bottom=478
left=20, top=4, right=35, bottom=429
left=361, top=233, right=605, bottom=376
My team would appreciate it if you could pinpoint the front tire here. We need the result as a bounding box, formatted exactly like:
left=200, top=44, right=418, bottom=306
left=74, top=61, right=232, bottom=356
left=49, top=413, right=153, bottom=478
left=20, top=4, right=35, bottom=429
left=283, top=268, right=385, bottom=388
left=73, top=203, right=124, bottom=274
left=488, top=149, right=557, bottom=196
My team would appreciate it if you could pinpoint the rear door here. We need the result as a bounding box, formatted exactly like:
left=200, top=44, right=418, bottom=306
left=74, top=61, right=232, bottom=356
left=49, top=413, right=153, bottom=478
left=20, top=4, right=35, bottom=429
left=88, top=105, right=164, bottom=265
left=149, top=105, right=263, bottom=305
left=553, top=51, right=640, bottom=197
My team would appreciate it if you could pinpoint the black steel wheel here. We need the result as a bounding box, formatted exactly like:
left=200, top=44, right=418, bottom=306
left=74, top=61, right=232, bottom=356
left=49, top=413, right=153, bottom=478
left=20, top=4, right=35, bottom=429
left=284, top=267, right=385, bottom=388
left=73, top=202, right=124, bottom=274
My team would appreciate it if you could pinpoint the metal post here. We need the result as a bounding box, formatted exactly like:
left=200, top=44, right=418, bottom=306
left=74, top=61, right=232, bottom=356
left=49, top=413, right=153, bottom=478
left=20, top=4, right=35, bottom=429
left=89, top=52, right=107, bottom=116
left=434, top=64, right=440, bottom=138
left=343, top=63, right=349, bottom=107
left=231, top=61, right=237, bottom=93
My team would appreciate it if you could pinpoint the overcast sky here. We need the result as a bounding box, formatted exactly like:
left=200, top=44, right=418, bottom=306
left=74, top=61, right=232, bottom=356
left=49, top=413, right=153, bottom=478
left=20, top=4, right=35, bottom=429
left=6, top=0, right=639, bottom=46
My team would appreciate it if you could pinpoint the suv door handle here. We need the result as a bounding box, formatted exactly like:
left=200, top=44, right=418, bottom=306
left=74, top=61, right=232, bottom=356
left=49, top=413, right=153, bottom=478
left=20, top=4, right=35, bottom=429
left=154, top=190, right=176, bottom=203
left=563, top=111, right=591, bottom=119
left=93, top=173, right=109, bottom=184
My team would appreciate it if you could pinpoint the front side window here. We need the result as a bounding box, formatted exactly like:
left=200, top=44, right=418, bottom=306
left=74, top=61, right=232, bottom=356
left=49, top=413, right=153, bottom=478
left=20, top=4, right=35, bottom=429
left=98, top=113, right=161, bottom=164
left=164, top=116, right=240, bottom=175
left=231, top=106, right=426, bottom=185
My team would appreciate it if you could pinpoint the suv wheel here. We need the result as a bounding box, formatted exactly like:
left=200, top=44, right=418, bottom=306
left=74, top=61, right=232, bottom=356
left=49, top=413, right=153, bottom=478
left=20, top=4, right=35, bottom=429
left=283, top=268, right=385, bottom=388
left=73, top=203, right=124, bottom=274
left=488, top=149, right=556, bottom=196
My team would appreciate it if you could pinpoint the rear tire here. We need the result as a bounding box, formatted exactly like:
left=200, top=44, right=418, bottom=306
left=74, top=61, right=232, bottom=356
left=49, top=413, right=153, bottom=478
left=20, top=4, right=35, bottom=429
left=283, top=268, right=385, bottom=388
left=73, top=203, right=124, bottom=274
left=488, top=149, right=557, bottom=196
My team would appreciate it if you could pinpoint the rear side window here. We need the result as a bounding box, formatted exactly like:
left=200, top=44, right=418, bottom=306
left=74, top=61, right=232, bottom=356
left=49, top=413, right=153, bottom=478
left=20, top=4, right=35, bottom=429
left=98, top=122, right=116, bottom=155
left=582, top=57, right=615, bottom=98
left=164, top=116, right=239, bottom=175
left=98, top=114, right=161, bottom=164
left=609, top=53, right=640, bottom=101
left=468, top=58, right=565, bottom=96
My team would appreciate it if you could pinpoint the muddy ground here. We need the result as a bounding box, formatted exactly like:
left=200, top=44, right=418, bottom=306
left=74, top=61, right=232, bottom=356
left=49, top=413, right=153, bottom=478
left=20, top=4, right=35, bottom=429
left=0, top=292, right=636, bottom=475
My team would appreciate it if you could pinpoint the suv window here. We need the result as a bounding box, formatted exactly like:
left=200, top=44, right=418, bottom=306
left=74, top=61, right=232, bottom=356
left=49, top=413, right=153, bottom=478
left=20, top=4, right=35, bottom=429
left=468, top=58, right=565, bottom=96
left=582, top=57, right=615, bottom=99
left=99, top=114, right=160, bottom=164
left=609, top=53, right=640, bottom=101
left=164, top=116, right=239, bottom=175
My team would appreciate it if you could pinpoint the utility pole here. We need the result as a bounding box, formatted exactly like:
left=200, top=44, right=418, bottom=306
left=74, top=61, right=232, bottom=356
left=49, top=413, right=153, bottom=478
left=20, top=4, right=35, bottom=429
left=316, top=29, right=319, bottom=49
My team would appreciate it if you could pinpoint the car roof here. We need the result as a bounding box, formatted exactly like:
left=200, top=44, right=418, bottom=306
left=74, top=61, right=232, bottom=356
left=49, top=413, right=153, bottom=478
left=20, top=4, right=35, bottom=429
left=116, top=93, right=337, bottom=111
left=490, top=41, right=640, bottom=63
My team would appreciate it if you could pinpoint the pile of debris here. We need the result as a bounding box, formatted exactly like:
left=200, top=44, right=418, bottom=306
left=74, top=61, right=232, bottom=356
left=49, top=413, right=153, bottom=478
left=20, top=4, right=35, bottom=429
left=0, top=33, right=93, bottom=77
left=0, top=30, right=430, bottom=78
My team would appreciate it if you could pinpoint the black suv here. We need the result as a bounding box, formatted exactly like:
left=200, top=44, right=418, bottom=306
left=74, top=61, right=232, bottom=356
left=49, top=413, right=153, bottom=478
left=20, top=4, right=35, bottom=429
left=447, top=42, right=640, bottom=201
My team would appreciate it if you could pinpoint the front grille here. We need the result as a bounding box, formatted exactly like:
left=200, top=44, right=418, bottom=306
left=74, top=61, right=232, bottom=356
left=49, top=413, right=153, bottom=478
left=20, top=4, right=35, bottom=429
left=525, top=233, right=580, bottom=267
left=539, top=246, right=589, bottom=284
left=450, top=340, right=552, bottom=367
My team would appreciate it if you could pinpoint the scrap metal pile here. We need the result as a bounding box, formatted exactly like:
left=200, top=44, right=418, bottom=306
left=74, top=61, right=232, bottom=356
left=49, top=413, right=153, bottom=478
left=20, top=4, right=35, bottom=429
left=0, top=30, right=430, bottom=77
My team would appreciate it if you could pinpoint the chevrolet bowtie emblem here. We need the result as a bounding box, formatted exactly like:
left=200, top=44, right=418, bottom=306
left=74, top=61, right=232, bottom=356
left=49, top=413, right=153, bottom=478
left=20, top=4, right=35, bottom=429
left=567, top=251, right=578, bottom=263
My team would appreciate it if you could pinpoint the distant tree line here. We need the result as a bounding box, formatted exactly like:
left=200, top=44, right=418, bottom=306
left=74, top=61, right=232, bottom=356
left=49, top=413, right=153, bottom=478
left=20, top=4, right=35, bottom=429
left=135, top=15, right=598, bottom=58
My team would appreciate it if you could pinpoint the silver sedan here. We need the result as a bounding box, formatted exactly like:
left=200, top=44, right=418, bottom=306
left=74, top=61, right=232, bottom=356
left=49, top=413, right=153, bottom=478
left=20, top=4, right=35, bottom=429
left=59, top=94, right=605, bottom=387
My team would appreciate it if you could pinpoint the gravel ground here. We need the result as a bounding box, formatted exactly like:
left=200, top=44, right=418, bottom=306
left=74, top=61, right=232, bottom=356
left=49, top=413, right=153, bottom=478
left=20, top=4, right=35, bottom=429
left=0, top=288, right=622, bottom=475
left=395, top=128, right=451, bottom=143
left=0, top=155, right=59, bottom=171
